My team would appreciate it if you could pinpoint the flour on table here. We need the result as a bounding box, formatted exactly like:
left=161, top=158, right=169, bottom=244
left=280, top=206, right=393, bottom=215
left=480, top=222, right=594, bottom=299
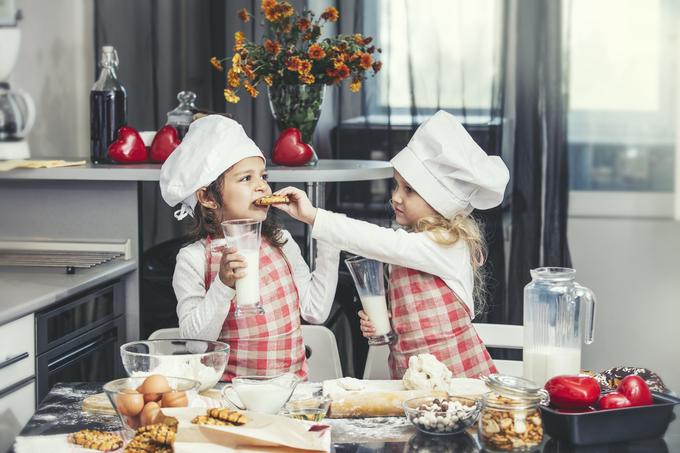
left=337, top=377, right=365, bottom=391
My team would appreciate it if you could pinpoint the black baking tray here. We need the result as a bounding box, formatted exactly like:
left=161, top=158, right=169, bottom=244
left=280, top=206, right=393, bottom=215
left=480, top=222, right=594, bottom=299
left=541, top=391, right=680, bottom=446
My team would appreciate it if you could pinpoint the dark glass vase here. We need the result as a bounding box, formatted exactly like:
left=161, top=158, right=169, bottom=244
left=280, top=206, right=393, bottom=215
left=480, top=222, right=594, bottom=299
left=268, top=83, right=325, bottom=165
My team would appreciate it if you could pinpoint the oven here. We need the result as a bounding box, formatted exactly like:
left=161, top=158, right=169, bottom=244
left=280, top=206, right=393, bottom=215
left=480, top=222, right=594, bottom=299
left=35, top=280, right=126, bottom=403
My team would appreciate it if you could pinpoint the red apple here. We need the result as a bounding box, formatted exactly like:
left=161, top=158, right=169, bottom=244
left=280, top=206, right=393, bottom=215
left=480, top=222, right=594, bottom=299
left=617, top=375, right=653, bottom=407
left=598, top=392, right=632, bottom=410
left=271, top=128, right=314, bottom=166
left=108, top=126, right=148, bottom=163
left=150, top=125, right=181, bottom=162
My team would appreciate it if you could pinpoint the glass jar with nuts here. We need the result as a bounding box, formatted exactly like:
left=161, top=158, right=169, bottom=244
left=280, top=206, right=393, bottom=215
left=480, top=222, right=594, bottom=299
left=478, top=374, right=549, bottom=452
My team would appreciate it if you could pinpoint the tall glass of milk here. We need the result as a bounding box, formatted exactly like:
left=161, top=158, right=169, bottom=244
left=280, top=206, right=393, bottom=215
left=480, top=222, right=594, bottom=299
left=221, top=219, right=263, bottom=317
left=345, top=256, right=395, bottom=345
left=523, top=267, right=596, bottom=387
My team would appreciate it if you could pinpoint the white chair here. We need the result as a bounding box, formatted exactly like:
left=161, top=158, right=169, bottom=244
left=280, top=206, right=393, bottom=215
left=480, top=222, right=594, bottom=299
left=300, top=325, right=343, bottom=381
left=362, top=323, right=524, bottom=379
left=148, top=328, right=181, bottom=340
left=363, top=344, right=391, bottom=380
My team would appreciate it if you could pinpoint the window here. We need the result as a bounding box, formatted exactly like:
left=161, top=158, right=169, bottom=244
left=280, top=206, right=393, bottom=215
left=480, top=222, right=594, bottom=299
left=566, top=0, right=677, bottom=197
left=364, top=0, right=502, bottom=119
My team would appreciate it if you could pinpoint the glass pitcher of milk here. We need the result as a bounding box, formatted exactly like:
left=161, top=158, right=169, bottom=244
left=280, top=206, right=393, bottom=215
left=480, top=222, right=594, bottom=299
left=523, top=267, right=596, bottom=386
left=221, top=219, right=263, bottom=317
left=345, top=256, right=395, bottom=345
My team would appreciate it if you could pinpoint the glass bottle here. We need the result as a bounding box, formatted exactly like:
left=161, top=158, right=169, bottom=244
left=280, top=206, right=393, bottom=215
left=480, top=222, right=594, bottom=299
left=166, top=91, right=196, bottom=139
left=523, top=267, right=596, bottom=387
left=90, top=46, right=127, bottom=164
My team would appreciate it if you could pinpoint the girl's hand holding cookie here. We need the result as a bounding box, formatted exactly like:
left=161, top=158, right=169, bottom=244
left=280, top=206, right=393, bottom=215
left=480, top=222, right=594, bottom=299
left=271, top=186, right=318, bottom=225
left=218, top=246, right=247, bottom=288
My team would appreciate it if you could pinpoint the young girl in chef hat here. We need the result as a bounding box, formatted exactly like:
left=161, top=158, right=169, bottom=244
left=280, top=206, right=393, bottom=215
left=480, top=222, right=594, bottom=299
left=274, top=110, right=509, bottom=379
left=159, top=115, right=339, bottom=381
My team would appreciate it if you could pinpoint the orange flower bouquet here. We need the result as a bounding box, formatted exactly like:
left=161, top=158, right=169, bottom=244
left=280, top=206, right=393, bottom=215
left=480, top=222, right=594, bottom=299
left=210, top=0, right=382, bottom=149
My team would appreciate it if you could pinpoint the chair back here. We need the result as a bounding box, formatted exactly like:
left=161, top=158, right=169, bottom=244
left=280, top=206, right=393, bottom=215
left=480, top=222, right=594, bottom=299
left=301, top=325, right=343, bottom=381
left=363, top=324, right=524, bottom=379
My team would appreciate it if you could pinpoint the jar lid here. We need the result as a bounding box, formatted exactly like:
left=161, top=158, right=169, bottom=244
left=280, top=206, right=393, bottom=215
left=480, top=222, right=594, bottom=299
left=481, top=374, right=548, bottom=404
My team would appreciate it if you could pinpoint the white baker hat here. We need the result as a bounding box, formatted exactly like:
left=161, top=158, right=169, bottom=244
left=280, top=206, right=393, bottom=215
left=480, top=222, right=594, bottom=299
left=159, top=115, right=264, bottom=220
left=390, top=110, right=509, bottom=219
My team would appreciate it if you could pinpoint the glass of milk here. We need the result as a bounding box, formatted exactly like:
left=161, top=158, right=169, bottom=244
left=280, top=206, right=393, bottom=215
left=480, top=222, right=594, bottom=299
left=345, top=256, right=395, bottom=345
left=221, top=218, right=264, bottom=317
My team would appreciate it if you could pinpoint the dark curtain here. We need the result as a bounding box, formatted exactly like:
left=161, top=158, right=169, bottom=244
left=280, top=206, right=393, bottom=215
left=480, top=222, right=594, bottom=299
left=507, top=0, right=572, bottom=325
left=93, top=0, right=572, bottom=367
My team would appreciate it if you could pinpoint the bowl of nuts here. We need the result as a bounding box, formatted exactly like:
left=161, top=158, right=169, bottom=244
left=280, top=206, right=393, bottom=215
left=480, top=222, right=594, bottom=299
left=403, top=396, right=482, bottom=436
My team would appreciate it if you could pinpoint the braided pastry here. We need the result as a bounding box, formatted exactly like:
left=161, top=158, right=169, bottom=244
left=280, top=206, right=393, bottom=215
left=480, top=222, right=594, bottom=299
left=191, top=414, right=229, bottom=426
left=207, top=408, right=248, bottom=425
left=136, top=423, right=176, bottom=445
left=69, top=429, right=123, bottom=451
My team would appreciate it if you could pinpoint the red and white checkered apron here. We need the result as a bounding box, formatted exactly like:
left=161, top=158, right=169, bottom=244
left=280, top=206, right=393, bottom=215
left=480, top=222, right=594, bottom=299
left=387, top=265, right=497, bottom=379
left=204, top=237, right=308, bottom=382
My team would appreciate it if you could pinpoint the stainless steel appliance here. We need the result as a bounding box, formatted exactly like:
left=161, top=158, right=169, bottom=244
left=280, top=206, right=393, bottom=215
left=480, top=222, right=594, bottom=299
left=0, top=6, right=35, bottom=160
left=35, top=280, right=126, bottom=403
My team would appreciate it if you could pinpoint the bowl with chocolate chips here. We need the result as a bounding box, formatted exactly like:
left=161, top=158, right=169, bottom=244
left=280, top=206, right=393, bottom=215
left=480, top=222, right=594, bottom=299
left=403, top=396, right=482, bottom=436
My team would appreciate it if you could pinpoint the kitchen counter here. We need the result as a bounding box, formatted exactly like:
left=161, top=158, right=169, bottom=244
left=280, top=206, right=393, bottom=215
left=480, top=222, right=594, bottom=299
left=0, top=159, right=393, bottom=183
left=14, top=383, right=680, bottom=452
left=0, top=258, right=136, bottom=325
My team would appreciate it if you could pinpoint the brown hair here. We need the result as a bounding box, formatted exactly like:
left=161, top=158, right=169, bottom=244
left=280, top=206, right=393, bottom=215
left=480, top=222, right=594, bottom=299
left=188, top=172, right=287, bottom=247
left=414, top=213, right=488, bottom=316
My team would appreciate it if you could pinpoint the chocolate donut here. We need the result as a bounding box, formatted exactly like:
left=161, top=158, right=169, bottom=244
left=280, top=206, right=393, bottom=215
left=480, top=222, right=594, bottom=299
left=598, top=366, right=667, bottom=393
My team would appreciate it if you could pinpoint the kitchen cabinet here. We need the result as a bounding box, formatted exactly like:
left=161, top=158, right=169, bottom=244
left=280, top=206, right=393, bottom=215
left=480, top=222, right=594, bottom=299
left=0, top=314, right=35, bottom=452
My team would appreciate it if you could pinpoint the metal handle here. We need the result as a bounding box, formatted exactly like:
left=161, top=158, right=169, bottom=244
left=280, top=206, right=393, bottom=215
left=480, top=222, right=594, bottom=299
left=575, top=284, right=596, bottom=344
left=11, top=89, right=36, bottom=138
left=0, top=352, right=29, bottom=370
left=47, top=337, right=107, bottom=370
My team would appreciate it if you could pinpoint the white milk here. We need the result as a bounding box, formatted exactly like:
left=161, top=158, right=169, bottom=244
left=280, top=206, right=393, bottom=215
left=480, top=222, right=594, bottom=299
left=523, top=346, right=581, bottom=387
left=235, top=250, right=260, bottom=306
left=234, top=383, right=291, bottom=414
left=361, top=295, right=392, bottom=336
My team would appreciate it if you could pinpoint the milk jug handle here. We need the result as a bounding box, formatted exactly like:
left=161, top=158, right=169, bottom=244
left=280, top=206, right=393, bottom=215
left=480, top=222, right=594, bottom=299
left=575, top=284, right=596, bottom=344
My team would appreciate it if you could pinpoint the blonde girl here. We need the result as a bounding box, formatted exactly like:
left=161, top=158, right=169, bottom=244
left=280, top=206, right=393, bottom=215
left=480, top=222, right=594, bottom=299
left=274, top=110, right=509, bottom=378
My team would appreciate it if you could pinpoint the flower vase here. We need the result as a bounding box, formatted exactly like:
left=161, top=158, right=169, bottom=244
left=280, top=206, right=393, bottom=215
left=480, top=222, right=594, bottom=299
left=268, top=83, right=325, bottom=166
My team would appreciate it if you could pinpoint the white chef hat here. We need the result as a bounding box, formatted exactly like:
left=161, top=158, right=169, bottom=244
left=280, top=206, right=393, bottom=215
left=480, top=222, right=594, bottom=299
left=159, top=115, right=264, bottom=220
left=390, top=110, right=509, bottom=219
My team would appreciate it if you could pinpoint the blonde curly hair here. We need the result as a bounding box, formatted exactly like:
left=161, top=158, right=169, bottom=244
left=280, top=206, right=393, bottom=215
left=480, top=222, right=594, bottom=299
left=414, top=213, right=487, bottom=316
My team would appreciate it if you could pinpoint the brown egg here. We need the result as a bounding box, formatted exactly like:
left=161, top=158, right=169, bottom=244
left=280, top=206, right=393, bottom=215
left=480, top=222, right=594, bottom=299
left=125, top=414, right=141, bottom=429
left=116, top=388, right=144, bottom=416
left=138, top=374, right=171, bottom=403
left=140, top=401, right=163, bottom=426
left=161, top=390, right=188, bottom=408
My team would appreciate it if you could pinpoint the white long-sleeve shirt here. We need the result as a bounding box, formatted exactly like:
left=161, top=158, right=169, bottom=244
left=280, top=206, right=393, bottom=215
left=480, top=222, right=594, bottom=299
left=312, top=209, right=476, bottom=317
left=173, top=229, right=340, bottom=340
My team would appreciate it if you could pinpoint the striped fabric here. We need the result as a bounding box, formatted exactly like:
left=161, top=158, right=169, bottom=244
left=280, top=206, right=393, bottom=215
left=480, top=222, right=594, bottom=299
left=387, top=265, right=497, bottom=379
left=204, top=237, right=307, bottom=382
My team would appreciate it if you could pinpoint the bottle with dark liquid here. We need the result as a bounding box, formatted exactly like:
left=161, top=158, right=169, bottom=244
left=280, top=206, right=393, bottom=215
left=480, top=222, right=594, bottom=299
left=90, top=46, right=127, bottom=164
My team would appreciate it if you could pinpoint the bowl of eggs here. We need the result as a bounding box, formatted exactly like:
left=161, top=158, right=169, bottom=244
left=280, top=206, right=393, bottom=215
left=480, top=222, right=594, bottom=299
left=120, top=339, right=229, bottom=392
left=103, top=374, right=199, bottom=434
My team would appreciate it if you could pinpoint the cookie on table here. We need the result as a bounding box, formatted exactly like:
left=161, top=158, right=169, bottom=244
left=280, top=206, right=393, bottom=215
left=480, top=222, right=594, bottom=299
left=69, top=429, right=123, bottom=451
